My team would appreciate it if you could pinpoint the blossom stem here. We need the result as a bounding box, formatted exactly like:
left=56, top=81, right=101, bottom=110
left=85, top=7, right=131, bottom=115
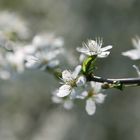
left=87, top=75, right=140, bottom=86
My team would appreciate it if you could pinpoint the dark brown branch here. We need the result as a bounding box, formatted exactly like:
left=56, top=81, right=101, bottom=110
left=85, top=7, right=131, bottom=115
left=87, top=75, right=140, bottom=85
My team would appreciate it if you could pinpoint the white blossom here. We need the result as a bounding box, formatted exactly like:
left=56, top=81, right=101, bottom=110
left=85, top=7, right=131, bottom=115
left=122, top=36, right=140, bottom=60
left=0, top=11, right=30, bottom=40
left=77, top=39, right=112, bottom=58
left=85, top=82, right=106, bottom=115
left=57, top=65, right=86, bottom=97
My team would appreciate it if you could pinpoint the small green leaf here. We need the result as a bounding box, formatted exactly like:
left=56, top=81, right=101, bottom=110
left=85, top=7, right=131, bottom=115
left=82, top=55, right=97, bottom=74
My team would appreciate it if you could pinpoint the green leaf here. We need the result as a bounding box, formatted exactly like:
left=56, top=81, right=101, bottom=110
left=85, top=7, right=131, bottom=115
left=82, top=55, right=97, bottom=74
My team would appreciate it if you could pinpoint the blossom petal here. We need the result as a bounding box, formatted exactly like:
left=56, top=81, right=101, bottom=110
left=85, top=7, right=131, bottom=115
left=132, top=37, right=140, bottom=49
left=72, top=65, right=82, bottom=79
left=86, top=98, right=96, bottom=115
left=47, top=60, right=59, bottom=68
left=76, top=91, right=88, bottom=99
left=57, top=85, right=71, bottom=97
left=77, top=47, right=97, bottom=55
left=122, top=49, right=140, bottom=60
left=79, top=54, right=86, bottom=62
left=64, top=100, right=74, bottom=110
left=69, top=89, right=77, bottom=99
left=90, top=82, right=102, bottom=93
left=76, top=47, right=88, bottom=53
left=62, top=70, right=73, bottom=82
left=76, top=76, right=86, bottom=87
left=101, top=45, right=112, bottom=52
left=133, top=65, right=140, bottom=77
left=25, top=56, right=40, bottom=69
left=52, top=95, right=62, bottom=104
left=98, top=51, right=110, bottom=58
left=77, top=47, right=95, bottom=56
left=95, top=93, right=106, bottom=104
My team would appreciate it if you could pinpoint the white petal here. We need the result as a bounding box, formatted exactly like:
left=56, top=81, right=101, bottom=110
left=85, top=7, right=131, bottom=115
left=64, top=100, right=74, bottom=110
left=122, top=49, right=140, bottom=60
left=69, top=89, right=77, bottom=99
left=62, top=70, right=73, bottom=82
left=133, top=65, right=140, bottom=77
left=45, top=51, right=59, bottom=61
left=84, top=51, right=97, bottom=56
left=76, top=47, right=88, bottom=53
left=24, top=45, right=36, bottom=54
left=132, top=37, right=140, bottom=49
left=90, top=82, right=102, bottom=93
left=86, top=98, right=96, bottom=115
left=101, top=45, right=112, bottom=52
left=47, top=60, right=59, bottom=68
left=77, top=47, right=93, bottom=55
left=76, top=91, right=88, bottom=99
left=76, top=76, right=86, bottom=87
left=76, top=47, right=97, bottom=56
left=81, top=91, right=88, bottom=97
left=52, top=96, right=62, bottom=104
left=57, top=85, right=71, bottom=97
left=72, top=65, right=82, bottom=79
left=79, top=54, right=86, bottom=63
left=95, top=93, right=106, bottom=104
left=98, top=51, right=110, bottom=58
left=25, top=56, right=39, bottom=69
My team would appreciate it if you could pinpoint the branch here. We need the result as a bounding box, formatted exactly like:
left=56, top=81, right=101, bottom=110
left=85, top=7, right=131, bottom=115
left=87, top=75, right=140, bottom=86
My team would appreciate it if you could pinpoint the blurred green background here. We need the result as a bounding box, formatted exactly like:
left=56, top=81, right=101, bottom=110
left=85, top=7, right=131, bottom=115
left=0, top=0, right=140, bottom=140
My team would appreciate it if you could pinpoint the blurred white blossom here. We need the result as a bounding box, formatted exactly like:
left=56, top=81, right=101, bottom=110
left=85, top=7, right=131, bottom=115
left=122, top=36, right=140, bottom=60
left=0, top=31, right=64, bottom=79
left=0, top=11, right=30, bottom=40
left=25, top=50, right=60, bottom=70
left=77, top=39, right=112, bottom=58
left=0, top=31, right=15, bottom=50
left=25, top=33, right=64, bottom=70
left=32, top=33, right=64, bottom=51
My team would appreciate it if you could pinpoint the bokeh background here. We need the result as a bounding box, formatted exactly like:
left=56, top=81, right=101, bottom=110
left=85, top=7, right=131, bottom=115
left=0, top=0, right=140, bottom=140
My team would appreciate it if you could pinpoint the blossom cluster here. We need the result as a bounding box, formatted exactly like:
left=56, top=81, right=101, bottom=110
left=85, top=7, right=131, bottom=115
left=52, top=39, right=112, bottom=115
left=0, top=11, right=64, bottom=79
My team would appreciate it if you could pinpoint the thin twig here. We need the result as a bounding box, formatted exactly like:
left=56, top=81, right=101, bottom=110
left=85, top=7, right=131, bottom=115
left=87, top=75, right=140, bottom=85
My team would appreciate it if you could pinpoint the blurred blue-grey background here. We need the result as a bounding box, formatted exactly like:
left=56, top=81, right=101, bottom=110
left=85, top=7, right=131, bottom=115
left=0, top=0, right=140, bottom=140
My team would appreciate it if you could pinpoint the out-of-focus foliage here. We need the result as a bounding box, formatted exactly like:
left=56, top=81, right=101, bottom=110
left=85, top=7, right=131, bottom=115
left=0, top=0, right=140, bottom=140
